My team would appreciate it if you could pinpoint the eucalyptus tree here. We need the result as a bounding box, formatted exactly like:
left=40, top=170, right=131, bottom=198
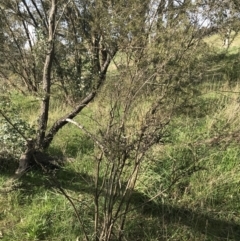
left=0, top=0, right=152, bottom=171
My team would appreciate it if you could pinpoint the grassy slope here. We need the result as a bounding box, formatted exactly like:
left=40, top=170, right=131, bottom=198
left=1, top=38, right=240, bottom=240
left=205, top=32, right=240, bottom=54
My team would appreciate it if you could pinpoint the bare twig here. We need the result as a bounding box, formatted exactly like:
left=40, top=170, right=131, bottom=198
left=65, top=118, right=106, bottom=152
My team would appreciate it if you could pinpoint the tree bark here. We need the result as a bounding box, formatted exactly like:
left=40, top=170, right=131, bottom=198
left=37, top=0, right=57, bottom=148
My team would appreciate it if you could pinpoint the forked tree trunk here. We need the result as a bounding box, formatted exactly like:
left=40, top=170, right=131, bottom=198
left=15, top=0, right=57, bottom=174
left=15, top=16, right=115, bottom=174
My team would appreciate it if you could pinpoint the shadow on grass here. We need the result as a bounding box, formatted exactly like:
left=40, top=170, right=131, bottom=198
left=131, top=192, right=240, bottom=240
left=0, top=155, right=19, bottom=177
left=203, top=51, right=240, bottom=86
left=2, top=164, right=240, bottom=241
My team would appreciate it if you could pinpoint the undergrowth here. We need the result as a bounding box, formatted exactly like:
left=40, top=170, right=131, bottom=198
left=1, top=51, right=240, bottom=240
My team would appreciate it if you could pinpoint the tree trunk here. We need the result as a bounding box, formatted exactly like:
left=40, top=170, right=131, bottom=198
left=37, top=0, right=57, bottom=148
left=14, top=0, right=117, bottom=174
left=15, top=139, right=35, bottom=174
left=15, top=0, right=57, bottom=174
